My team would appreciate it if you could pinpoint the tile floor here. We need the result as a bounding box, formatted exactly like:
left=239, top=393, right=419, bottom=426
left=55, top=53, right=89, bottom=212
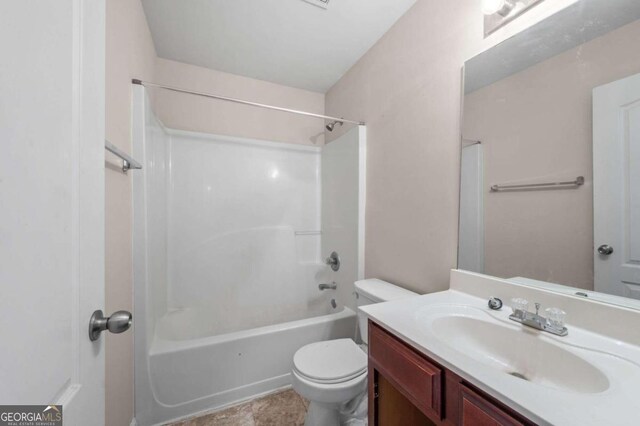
left=169, top=389, right=309, bottom=426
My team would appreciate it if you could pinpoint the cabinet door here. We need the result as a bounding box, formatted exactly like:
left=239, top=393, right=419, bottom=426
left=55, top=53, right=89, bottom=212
left=368, top=322, right=443, bottom=421
left=373, top=372, right=436, bottom=426
left=461, top=386, right=525, bottom=426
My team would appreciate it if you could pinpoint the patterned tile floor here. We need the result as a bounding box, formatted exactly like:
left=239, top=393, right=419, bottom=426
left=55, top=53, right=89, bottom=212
left=169, top=389, right=309, bottom=426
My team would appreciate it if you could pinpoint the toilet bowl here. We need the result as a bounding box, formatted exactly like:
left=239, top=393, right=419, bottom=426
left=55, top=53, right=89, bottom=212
left=292, top=279, right=417, bottom=426
left=292, top=339, right=367, bottom=425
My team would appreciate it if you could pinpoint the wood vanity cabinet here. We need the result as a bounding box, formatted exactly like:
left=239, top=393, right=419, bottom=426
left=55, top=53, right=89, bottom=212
left=368, top=321, right=535, bottom=426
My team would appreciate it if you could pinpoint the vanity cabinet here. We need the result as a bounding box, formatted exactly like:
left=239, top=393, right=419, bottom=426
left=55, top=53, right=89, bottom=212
left=368, top=321, right=535, bottom=426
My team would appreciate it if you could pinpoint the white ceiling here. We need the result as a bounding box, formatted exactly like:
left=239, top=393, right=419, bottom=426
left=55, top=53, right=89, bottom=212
left=141, top=0, right=417, bottom=93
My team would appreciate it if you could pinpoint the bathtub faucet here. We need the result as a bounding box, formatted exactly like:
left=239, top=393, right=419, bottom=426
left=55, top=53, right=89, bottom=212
left=319, top=282, right=337, bottom=291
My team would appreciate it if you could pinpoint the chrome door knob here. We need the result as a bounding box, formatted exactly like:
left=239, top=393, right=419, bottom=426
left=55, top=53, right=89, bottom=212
left=597, top=245, right=614, bottom=256
left=89, top=310, right=132, bottom=341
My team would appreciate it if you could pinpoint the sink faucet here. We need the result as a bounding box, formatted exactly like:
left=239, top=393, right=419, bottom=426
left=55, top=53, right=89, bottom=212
left=507, top=299, right=568, bottom=336
left=319, top=282, right=337, bottom=291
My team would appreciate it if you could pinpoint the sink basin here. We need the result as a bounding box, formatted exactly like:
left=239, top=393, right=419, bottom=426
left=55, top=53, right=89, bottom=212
left=416, top=305, right=610, bottom=394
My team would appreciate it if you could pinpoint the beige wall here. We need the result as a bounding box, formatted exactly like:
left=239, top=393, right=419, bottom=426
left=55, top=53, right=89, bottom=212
left=105, top=1, right=157, bottom=426
left=324, top=0, right=581, bottom=294
left=463, top=19, right=640, bottom=290
left=325, top=1, right=477, bottom=294
left=155, top=58, right=325, bottom=146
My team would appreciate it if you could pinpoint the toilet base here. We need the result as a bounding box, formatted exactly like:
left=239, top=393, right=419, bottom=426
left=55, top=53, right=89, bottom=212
left=304, top=401, right=340, bottom=426
left=303, top=394, right=368, bottom=426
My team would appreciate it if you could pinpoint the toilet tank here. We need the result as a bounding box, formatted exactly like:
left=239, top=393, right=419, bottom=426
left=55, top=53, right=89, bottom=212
left=355, top=279, right=418, bottom=345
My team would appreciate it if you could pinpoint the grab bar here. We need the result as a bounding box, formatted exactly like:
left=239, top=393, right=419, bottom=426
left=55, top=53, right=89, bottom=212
left=294, top=230, right=322, bottom=236
left=490, top=176, right=584, bottom=192
left=105, top=139, right=142, bottom=173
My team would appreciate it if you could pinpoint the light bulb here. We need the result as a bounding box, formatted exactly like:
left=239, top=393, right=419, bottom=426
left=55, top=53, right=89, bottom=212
left=482, top=0, right=506, bottom=15
left=482, top=0, right=516, bottom=16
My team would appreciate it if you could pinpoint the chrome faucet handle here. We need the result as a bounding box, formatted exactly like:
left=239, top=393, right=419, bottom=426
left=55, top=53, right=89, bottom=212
left=535, top=302, right=541, bottom=316
left=325, top=251, right=340, bottom=271
left=545, top=307, right=567, bottom=330
left=318, top=282, right=337, bottom=291
left=488, top=297, right=503, bottom=310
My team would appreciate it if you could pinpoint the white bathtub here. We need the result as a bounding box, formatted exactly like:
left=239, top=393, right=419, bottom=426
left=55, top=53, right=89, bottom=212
left=132, top=88, right=365, bottom=425
left=138, top=307, right=356, bottom=425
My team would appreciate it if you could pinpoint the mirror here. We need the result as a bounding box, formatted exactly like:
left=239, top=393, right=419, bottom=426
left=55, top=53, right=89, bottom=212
left=459, top=0, right=640, bottom=308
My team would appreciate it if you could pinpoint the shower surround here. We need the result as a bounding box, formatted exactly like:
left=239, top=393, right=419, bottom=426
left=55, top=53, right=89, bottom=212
left=132, top=86, right=365, bottom=425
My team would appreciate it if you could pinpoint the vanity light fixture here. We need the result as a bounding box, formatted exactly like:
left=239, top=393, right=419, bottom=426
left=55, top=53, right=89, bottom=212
left=301, top=0, right=329, bottom=10
left=482, top=0, right=516, bottom=17
left=484, top=0, right=545, bottom=37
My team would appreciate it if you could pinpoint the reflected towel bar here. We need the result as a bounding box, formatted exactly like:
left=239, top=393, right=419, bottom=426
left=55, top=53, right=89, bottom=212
left=490, top=176, right=584, bottom=192
left=105, top=139, right=142, bottom=173
left=294, top=230, right=322, bottom=236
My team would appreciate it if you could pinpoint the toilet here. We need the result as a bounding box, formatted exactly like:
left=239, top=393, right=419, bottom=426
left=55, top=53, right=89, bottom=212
left=292, top=279, right=417, bottom=426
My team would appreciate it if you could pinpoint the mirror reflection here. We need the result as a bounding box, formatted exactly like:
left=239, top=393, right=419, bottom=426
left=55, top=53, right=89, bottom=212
left=459, top=0, right=640, bottom=303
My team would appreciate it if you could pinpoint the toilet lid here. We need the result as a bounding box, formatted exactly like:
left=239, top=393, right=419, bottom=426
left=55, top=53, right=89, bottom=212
left=293, top=339, right=367, bottom=384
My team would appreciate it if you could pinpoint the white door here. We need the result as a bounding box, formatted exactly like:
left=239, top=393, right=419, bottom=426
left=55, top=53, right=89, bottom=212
left=0, top=1, right=105, bottom=424
left=593, top=73, right=640, bottom=299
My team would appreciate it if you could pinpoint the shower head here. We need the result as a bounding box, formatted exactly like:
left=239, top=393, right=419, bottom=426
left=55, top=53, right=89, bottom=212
left=325, top=120, right=344, bottom=132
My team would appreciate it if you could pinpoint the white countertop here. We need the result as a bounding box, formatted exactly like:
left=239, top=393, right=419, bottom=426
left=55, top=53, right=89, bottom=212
left=360, top=285, right=640, bottom=426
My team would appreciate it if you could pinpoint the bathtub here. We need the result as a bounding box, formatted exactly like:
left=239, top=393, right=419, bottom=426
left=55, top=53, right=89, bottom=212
left=138, top=306, right=356, bottom=425
left=132, top=88, right=364, bottom=425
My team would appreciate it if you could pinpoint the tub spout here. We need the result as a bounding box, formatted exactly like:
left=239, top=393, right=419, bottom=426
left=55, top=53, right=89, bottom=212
left=319, top=282, right=337, bottom=291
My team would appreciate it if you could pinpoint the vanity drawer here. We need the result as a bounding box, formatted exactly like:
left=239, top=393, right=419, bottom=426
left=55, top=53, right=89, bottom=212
left=369, top=321, right=443, bottom=421
left=461, top=385, right=526, bottom=426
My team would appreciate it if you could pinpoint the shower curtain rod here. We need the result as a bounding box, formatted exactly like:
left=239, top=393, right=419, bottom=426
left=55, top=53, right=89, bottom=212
left=132, top=79, right=365, bottom=126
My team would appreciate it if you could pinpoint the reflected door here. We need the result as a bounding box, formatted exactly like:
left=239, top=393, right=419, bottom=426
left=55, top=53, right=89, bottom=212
left=593, top=73, right=640, bottom=299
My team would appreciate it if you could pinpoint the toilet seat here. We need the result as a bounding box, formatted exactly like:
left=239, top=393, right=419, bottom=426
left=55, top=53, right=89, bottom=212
left=293, top=339, right=367, bottom=385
